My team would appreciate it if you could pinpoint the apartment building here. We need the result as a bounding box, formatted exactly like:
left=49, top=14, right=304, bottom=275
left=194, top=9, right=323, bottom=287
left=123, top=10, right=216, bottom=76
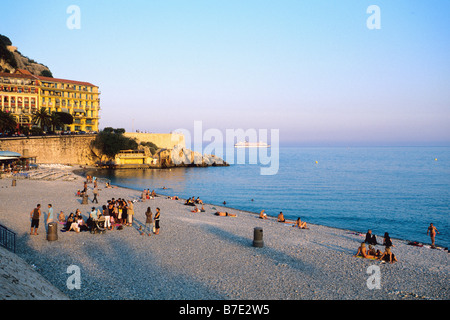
left=0, top=69, right=100, bottom=132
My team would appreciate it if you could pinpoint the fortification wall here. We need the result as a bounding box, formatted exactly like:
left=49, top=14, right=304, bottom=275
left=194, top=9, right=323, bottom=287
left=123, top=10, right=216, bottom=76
left=124, top=132, right=186, bottom=150
left=0, top=135, right=98, bottom=165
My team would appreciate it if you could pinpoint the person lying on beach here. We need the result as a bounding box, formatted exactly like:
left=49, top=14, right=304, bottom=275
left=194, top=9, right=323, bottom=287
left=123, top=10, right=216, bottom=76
left=201, top=205, right=205, bottom=212
left=277, top=212, right=289, bottom=223
left=354, top=242, right=376, bottom=259
left=214, top=211, right=237, bottom=217
left=191, top=206, right=201, bottom=213
left=378, top=246, right=398, bottom=263
left=293, top=217, right=308, bottom=229
left=259, top=210, right=268, bottom=219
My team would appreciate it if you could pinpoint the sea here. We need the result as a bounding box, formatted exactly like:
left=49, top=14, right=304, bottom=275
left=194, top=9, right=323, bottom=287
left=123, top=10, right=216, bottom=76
left=86, top=147, right=450, bottom=249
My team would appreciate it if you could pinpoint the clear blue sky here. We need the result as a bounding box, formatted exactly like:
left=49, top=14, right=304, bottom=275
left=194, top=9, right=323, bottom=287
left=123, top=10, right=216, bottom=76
left=2, top=0, right=449, bottom=146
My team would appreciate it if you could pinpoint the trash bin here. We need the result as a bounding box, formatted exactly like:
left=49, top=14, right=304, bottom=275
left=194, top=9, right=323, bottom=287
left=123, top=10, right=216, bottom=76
left=82, top=194, right=88, bottom=204
left=12, top=179, right=16, bottom=187
left=47, top=222, right=58, bottom=241
left=253, top=227, right=264, bottom=248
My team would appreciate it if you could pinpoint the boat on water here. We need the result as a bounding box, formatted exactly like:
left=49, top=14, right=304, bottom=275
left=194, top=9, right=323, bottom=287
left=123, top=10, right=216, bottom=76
left=0, top=150, right=21, bottom=160
left=234, top=141, right=270, bottom=148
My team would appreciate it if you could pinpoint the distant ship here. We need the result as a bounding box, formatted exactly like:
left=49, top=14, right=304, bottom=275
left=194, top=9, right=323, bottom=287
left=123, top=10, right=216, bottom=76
left=234, top=141, right=270, bottom=148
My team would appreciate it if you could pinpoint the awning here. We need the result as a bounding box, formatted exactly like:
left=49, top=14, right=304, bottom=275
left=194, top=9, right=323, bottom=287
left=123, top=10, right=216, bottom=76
left=0, top=150, right=21, bottom=160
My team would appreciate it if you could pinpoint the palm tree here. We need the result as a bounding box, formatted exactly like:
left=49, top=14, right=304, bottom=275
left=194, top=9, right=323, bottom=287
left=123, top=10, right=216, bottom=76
left=49, top=112, right=63, bottom=132
left=32, top=107, right=51, bottom=131
left=0, top=110, right=17, bottom=133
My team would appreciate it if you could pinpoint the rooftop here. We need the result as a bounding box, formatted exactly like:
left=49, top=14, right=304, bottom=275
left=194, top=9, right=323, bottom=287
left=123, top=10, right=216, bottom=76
left=0, top=69, right=97, bottom=87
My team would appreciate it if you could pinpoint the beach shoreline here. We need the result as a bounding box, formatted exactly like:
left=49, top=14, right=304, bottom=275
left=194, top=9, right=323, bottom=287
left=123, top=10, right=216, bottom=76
left=0, top=171, right=448, bottom=300
left=73, top=167, right=446, bottom=250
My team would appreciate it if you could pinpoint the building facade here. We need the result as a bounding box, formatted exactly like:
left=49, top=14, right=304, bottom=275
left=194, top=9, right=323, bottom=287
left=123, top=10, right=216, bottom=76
left=0, top=69, right=100, bottom=132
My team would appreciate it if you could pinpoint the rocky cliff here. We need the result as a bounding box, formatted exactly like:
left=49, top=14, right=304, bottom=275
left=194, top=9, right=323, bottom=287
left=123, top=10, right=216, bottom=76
left=0, top=34, right=52, bottom=77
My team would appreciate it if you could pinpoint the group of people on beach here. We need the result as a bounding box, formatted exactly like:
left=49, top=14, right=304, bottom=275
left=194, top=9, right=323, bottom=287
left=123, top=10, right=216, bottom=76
left=354, top=224, right=441, bottom=264
left=257, top=210, right=309, bottom=230
left=354, top=230, right=398, bottom=263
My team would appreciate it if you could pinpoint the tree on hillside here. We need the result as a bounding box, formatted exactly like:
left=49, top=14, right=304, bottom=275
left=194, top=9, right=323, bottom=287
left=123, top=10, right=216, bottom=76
left=32, top=107, right=51, bottom=131
left=0, top=110, right=17, bottom=133
left=92, top=127, right=138, bottom=159
left=40, top=69, right=53, bottom=78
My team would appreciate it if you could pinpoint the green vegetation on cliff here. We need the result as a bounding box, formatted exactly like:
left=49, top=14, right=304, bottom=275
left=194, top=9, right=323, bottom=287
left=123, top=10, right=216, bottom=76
left=92, top=127, right=138, bottom=159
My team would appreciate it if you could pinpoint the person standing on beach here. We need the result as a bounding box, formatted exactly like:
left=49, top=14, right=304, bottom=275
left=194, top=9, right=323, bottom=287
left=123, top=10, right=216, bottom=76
left=427, top=223, right=439, bottom=247
left=127, top=200, right=134, bottom=226
left=144, top=207, right=153, bottom=236
left=30, top=204, right=41, bottom=235
left=154, top=207, right=161, bottom=235
left=46, top=204, right=54, bottom=225
left=92, top=185, right=99, bottom=203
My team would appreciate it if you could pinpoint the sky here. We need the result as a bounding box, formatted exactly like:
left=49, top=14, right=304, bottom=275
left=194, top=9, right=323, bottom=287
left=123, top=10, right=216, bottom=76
left=1, top=0, right=449, bottom=146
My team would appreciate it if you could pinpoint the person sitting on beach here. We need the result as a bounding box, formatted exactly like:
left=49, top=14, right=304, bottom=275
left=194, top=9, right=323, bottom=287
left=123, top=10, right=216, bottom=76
left=293, top=217, right=308, bottom=229
left=63, top=213, right=75, bottom=231
left=365, top=230, right=377, bottom=245
left=77, top=217, right=89, bottom=232
left=378, top=246, right=398, bottom=263
left=259, top=210, right=268, bottom=219
left=367, top=245, right=382, bottom=257
left=277, top=211, right=288, bottom=223
left=58, top=211, right=66, bottom=223
left=195, top=197, right=203, bottom=204
left=214, top=211, right=237, bottom=217
left=383, top=232, right=394, bottom=247
left=68, top=218, right=80, bottom=233
left=354, top=242, right=376, bottom=259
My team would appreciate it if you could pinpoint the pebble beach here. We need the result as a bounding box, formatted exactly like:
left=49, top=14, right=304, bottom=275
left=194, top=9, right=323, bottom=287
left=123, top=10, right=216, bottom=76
left=0, top=166, right=449, bottom=301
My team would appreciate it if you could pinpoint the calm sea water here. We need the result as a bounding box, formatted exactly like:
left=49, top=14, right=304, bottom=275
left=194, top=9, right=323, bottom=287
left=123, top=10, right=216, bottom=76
left=87, top=147, right=450, bottom=248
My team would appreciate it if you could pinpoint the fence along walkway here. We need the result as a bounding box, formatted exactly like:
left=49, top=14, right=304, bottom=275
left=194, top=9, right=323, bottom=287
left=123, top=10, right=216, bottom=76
left=0, top=224, right=16, bottom=253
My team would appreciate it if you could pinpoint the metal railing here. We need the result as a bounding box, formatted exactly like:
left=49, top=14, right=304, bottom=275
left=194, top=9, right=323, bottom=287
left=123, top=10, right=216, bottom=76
left=0, top=224, right=16, bottom=253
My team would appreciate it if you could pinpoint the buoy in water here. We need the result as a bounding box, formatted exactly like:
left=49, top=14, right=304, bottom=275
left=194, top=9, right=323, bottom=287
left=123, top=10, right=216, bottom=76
left=315, top=161, right=318, bottom=164
left=435, top=158, right=438, bottom=161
